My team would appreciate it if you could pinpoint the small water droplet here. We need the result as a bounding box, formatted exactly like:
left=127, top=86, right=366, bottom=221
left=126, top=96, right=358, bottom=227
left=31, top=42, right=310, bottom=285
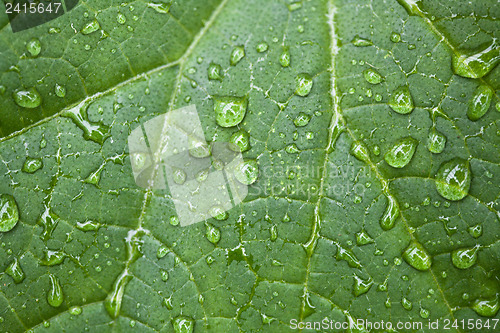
left=352, top=35, right=373, bottom=47
left=208, top=63, right=223, bottom=81
left=69, top=306, right=82, bottom=315
left=467, top=85, right=493, bottom=121
left=356, top=230, right=374, bottom=245
left=472, top=295, right=499, bottom=317
left=363, top=68, right=383, bottom=84
left=170, top=216, right=179, bottom=226
left=384, top=136, right=418, bottom=168
left=389, top=85, right=414, bottom=114
left=427, top=129, right=446, bottom=154
left=270, top=225, right=278, bottom=241
left=390, top=32, right=401, bottom=43
left=468, top=224, right=482, bottom=238
left=350, top=141, right=370, bottom=163
left=47, top=274, right=64, bottom=308
left=214, top=96, right=247, bottom=127
left=280, top=48, right=291, bottom=67
left=230, top=46, right=245, bottom=65
left=0, top=194, right=19, bottom=233
left=41, top=250, right=65, bottom=266
left=285, top=143, right=300, bottom=154
left=55, top=83, right=66, bottom=98
left=76, top=220, right=101, bottom=231
left=403, top=241, right=432, bottom=271
left=13, top=88, right=42, bottom=108
left=295, top=73, right=313, bottom=96
left=353, top=275, right=373, bottom=296
left=157, top=245, right=168, bottom=259
left=451, top=245, right=479, bottom=269
left=229, top=129, right=250, bottom=152
left=22, top=157, right=43, bottom=173
left=234, top=160, right=259, bottom=185
left=294, top=112, right=311, bottom=127
left=209, top=206, right=228, bottom=221
left=256, top=42, right=268, bottom=53
left=147, top=2, right=171, bottom=13
left=81, top=19, right=100, bottom=35
left=172, top=168, right=187, bottom=185
left=206, top=223, right=221, bottom=245
left=5, top=257, right=25, bottom=283
left=335, top=243, right=361, bottom=268
left=435, top=158, right=471, bottom=201
left=401, top=297, right=413, bottom=311
left=26, top=38, right=41, bottom=56
left=116, top=13, right=126, bottom=24
left=160, top=269, right=169, bottom=282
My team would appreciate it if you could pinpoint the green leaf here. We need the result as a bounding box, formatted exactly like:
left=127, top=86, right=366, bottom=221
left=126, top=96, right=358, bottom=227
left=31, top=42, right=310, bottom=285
left=0, top=0, right=499, bottom=332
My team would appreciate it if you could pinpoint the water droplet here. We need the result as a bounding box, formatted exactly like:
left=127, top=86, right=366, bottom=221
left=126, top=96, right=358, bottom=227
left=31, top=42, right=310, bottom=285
left=76, top=220, right=101, bottom=231
left=390, top=32, right=401, bottom=43
left=229, top=129, right=250, bottom=152
left=81, top=19, right=100, bottom=35
left=389, top=86, right=414, bottom=114
left=161, top=269, right=169, bottom=282
left=356, top=230, right=374, bottom=245
left=294, top=112, right=311, bottom=127
left=69, top=306, right=82, bottom=315
left=26, top=38, right=41, bottom=56
left=47, top=274, right=64, bottom=308
left=206, top=223, right=221, bottom=245
left=84, top=164, right=105, bottom=187
left=295, top=73, right=313, bottom=96
left=5, top=257, right=25, bottom=283
left=287, top=1, right=302, bottom=11
left=0, top=194, right=19, bottom=233
left=147, top=2, right=171, bottom=13
left=408, top=44, right=416, bottom=50
left=401, top=297, right=413, bottom=311
left=230, top=46, right=245, bottom=65
left=467, top=85, right=493, bottom=121
left=384, top=136, right=418, bottom=168
left=472, top=295, right=499, bottom=317
left=353, top=275, right=373, bottom=296
left=105, top=273, right=132, bottom=318
left=452, top=41, right=499, bottom=79
left=13, top=88, right=42, bottom=108
left=48, top=27, right=61, bottom=34
left=130, top=320, right=136, bottom=328
left=117, top=13, right=126, bottom=24
left=403, top=241, right=432, bottom=271
left=335, top=243, right=361, bottom=268
left=55, top=83, right=66, bottom=98
left=157, top=245, right=168, bottom=259
left=285, top=143, right=300, bottom=154
left=170, top=216, right=179, bottom=226
left=63, top=106, right=110, bottom=144
left=208, top=63, right=223, bottom=81
left=435, top=158, right=471, bottom=201
left=350, top=141, right=370, bottom=163
left=21, top=157, right=43, bottom=174
left=280, top=48, right=291, bottom=67
left=270, top=225, right=278, bottom=241
left=41, top=250, right=65, bottom=266
left=468, top=224, right=482, bottom=238
left=209, top=206, right=228, bottom=221
left=352, top=35, right=373, bottom=47
left=234, top=160, right=259, bottom=185
left=256, top=42, right=268, bottom=53
left=363, top=68, right=383, bottom=84
left=214, top=96, right=247, bottom=127
left=170, top=168, right=186, bottom=185
left=427, top=129, right=446, bottom=154
left=451, top=246, right=479, bottom=269
left=188, top=136, right=211, bottom=158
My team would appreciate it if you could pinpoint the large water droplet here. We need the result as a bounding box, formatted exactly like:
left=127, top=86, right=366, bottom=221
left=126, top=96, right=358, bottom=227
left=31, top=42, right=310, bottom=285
left=363, top=68, right=383, bottom=84
left=353, top=275, right=373, bottom=296
left=69, top=306, right=82, bottom=316
left=81, top=19, right=100, bottom=35
left=5, top=257, right=25, bottom=283
left=352, top=35, right=373, bottom=47
left=384, top=136, right=418, bottom=168
left=26, top=38, right=41, bottom=56
left=47, top=274, right=64, bottom=307
left=389, top=86, right=414, bottom=114
left=41, top=250, right=65, bottom=266
left=208, top=63, right=223, bottom=81
left=214, top=96, right=247, bottom=127
left=402, top=241, right=432, bottom=271
left=105, top=273, right=132, bottom=318
left=13, top=88, right=42, bottom=108
left=401, top=297, right=413, bottom=311
left=472, top=295, right=499, bottom=317
left=451, top=245, right=479, bottom=269
left=295, top=73, right=313, bottom=96
left=270, top=225, right=278, bottom=241
left=206, top=223, right=221, bottom=244
left=229, top=129, right=250, bottom=152
left=0, top=194, right=19, bottom=233
left=234, top=160, right=259, bottom=185
left=467, top=85, right=493, bottom=121
left=435, top=158, right=471, bottom=201
left=427, top=129, right=446, bottom=154
left=230, top=46, right=245, bottom=66
left=452, top=41, right=499, bottom=79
